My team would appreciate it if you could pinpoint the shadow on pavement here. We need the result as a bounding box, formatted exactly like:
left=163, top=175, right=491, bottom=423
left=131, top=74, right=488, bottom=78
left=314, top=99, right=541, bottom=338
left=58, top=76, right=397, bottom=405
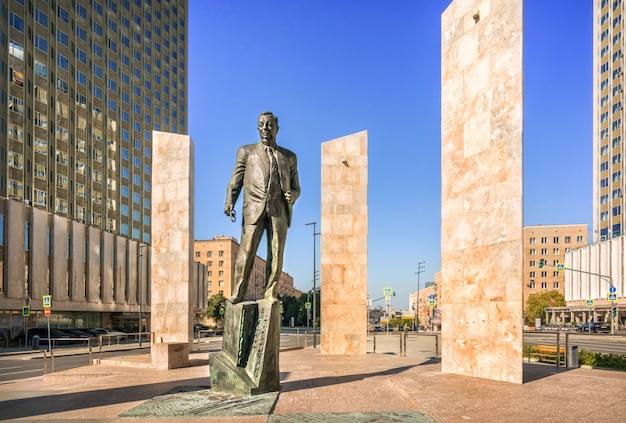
left=523, top=362, right=574, bottom=383
left=1, top=376, right=207, bottom=420
left=279, top=364, right=417, bottom=393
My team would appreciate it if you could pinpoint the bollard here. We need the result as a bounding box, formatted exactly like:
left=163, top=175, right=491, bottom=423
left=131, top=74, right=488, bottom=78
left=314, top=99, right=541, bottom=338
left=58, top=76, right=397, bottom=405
left=89, top=345, right=93, bottom=365
left=51, top=349, right=55, bottom=373
left=373, top=331, right=377, bottom=353
left=556, top=331, right=561, bottom=368
left=399, top=333, right=403, bottom=356
left=42, top=350, right=47, bottom=374
left=296, top=328, right=300, bottom=348
left=435, top=333, right=440, bottom=357
left=403, top=332, right=407, bottom=357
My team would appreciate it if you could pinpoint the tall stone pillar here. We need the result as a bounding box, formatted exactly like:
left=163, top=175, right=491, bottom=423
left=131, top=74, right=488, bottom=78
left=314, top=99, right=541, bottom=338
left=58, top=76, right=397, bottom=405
left=320, top=131, right=368, bottom=355
left=441, top=1, right=523, bottom=383
left=150, top=132, right=195, bottom=369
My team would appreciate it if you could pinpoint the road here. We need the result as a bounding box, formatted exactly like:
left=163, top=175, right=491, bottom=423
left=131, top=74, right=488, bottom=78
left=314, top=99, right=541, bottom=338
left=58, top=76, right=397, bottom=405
left=0, top=331, right=312, bottom=384
left=524, top=331, right=626, bottom=355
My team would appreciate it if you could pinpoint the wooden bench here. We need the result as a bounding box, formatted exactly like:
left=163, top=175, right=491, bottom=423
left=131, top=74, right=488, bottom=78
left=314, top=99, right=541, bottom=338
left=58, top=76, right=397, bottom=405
left=529, top=345, right=565, bottom=364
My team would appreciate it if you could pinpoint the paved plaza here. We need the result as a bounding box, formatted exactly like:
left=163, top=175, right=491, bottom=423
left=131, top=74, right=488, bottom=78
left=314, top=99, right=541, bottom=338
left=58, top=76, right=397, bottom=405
left=1, top=334, right=625, bottom=422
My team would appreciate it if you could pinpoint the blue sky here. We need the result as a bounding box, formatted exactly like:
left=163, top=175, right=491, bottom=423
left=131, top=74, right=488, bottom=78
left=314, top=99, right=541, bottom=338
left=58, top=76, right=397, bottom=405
left=188, top=1, right=592, bottom=309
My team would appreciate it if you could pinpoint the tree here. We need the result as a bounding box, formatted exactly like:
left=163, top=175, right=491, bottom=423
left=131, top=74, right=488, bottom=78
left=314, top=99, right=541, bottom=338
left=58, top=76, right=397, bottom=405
left=525, top=290, right=565, bottom=325
left=206, top=292, right=226, bottom=327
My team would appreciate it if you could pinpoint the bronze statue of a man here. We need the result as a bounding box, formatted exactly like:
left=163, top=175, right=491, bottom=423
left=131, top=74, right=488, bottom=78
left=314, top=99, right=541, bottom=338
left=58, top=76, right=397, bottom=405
left=224, top=111, right=301, bottom=304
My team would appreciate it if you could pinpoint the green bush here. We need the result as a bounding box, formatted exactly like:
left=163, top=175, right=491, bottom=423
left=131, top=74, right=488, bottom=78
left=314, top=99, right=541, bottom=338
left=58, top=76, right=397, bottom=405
left=525, top=346, right=626, bottom=370
left=578, top=350, right=626, bottom=370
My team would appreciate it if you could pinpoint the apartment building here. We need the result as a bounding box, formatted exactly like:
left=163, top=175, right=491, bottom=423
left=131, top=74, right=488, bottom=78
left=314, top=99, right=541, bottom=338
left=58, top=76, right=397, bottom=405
left=0, top=0, right=189, bottom=338
left=194, top=236, right=302, bottom=301
left=522, top=224, right=588, bottom=307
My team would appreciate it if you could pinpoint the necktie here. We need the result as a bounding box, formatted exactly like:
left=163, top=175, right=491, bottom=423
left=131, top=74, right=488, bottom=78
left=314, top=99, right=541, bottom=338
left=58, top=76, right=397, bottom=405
left=267, top=147, right=280, bottom=190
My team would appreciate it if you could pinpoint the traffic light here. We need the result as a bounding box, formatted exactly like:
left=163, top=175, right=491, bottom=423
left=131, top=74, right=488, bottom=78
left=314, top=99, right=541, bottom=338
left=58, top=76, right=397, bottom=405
left=612, top=306, right=617, bottom=318
left=538, top=259, right=545, bottom=268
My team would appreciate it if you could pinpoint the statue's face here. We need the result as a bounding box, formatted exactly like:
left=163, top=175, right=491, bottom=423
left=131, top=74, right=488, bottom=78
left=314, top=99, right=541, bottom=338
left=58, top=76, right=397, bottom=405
left=258, top=115, right=278, bottom=145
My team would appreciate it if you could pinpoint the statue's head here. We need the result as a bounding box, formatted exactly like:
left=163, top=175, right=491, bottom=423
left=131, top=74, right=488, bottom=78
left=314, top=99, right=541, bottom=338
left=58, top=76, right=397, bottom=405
left=258, top=111, right=279, bottom=146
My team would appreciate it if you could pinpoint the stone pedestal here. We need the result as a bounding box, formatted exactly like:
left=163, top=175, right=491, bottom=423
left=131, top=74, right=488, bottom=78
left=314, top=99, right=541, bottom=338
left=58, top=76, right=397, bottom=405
left=151, top=343, right=189, bottom=370
left=209, top=299, right=280, bottom=396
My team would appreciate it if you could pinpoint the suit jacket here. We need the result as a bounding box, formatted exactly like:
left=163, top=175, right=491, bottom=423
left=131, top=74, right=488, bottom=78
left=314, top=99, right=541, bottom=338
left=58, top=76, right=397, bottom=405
left=225, top=142, right=301, bottom=227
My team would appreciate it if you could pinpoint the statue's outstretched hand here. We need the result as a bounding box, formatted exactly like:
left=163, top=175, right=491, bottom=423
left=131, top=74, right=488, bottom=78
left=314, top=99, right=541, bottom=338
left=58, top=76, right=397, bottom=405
left=224, top=204, right=233, bottom=217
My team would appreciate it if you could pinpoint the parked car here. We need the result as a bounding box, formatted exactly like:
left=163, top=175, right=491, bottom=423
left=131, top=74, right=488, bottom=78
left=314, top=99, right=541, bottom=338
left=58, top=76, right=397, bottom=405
left=89, top=328, right=128, bottom=341
left=577, top=322, right=610, bottom=333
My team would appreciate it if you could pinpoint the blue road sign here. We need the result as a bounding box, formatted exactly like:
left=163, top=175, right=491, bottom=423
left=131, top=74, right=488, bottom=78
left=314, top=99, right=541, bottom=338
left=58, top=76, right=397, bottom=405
left=585, top=299, right=594, bottom=308
left=383, top=287, right=393, bottom=296
left=556, top=263, right=565, bottom=271
left=21, top=306, right=30, bottom=316
left=429, top=294, right=435, bottom=299
left=42, top=295, right=52, bottom=308
left=609, top=286, right=617, bottom=293
left=609, top=293, right=618, bottom=302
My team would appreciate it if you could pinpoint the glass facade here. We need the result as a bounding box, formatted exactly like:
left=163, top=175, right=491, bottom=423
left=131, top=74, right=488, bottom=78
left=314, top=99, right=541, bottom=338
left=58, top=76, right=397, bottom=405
left=0, top=0, right=188, bottom=244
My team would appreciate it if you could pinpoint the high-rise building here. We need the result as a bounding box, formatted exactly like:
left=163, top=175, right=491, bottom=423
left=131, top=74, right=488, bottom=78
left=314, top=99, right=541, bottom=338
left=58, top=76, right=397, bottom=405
left=0, top=0, right=188, bottom=336
left=194, top=237, right=302, bottom=301
left=594, top=0, right=626, bottom=241
left=522, top=224, right=588, bottom=311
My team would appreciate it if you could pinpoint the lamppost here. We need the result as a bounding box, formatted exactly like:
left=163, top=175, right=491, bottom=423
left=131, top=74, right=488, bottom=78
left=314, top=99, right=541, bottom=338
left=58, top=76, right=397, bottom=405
left=414, top=262, right=425, bottom=331
left=138, top=244, right=148, bottom=346
left=305, top=221, right=320, bottom=348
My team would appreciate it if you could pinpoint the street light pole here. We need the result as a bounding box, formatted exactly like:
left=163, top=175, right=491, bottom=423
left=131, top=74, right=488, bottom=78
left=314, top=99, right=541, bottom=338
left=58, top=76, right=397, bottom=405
left=415, top=262, right=425, bottom=331
left=305, top=222, right=320, bottom=348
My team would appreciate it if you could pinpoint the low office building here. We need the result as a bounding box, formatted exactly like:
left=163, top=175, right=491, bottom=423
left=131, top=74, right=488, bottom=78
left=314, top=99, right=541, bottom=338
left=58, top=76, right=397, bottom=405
left=522, top=224, right=588, bottom=309
left=194, top=236, right=301, bottom=301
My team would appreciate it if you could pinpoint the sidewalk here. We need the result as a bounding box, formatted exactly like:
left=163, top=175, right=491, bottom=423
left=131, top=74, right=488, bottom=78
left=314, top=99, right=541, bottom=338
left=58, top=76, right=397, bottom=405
left=1, top=337, right=626, bottom=422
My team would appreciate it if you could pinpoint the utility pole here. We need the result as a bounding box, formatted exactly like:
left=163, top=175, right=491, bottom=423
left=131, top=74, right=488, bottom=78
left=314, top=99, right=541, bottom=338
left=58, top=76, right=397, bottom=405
left=415, top=262, right=425, bottom=331
left=305, top=222, right=320, bottom=348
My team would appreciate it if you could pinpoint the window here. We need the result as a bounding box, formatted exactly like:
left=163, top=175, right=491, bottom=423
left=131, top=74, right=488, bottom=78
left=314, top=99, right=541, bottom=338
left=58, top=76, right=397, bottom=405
left=529, top=248, right=536, bottom=255
left=541, top=282, right=548, bottom=289
left=553, top=248, right=560, bottom=254
left=577, top=236, right=583, bottom=242
left=613, top=206, right=621, bottom=216
left=541, top=237, right=547, bottom=244
left=76, top=48, right=87, bottom=64
left=195, top=251, right=200, bottom=258
left=601, top=194, right=609, bottom=204
left=528, top=282, right=536, bottom=289
left=35, top=35, right=48, bottom=53
left=613, top=153, right=622, bottom=164
left=219, top=251, right=224, bottom=257
left=9, top=12, right=24, bottom=32
left=57, top=30, right=69, bottom=47
left=57, top=54, right=69, bottom=71
left=219, top=261, right=224, bottom=267
left=529, top=237, right=536, bottom=244
left=207, top=261, right=212, bottom=267
left=219, top=271, right=224, bottom=277
left=207, top=251, right=212, bottom=257
left=540, top=271, right=547, bottom=278
left=219, top=281, right=224, bottom=287
left=553, top=237, right=559, bottom=243
left=541, top=248, right=548, bottom=255
left=614, top=188, right=622, bottom=199
left=529, top=271, right=536, bottom=278
left=553, top=282, right=560, bottom=289
left=35, top=9, right=48, bottom=27
left=564, top=236, right=571, bottom=243
left=76, top=25, right=87, bottom=41
left=57, top=6, right=69, bottom=23
left=553, top=271, right=559, bottom=278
